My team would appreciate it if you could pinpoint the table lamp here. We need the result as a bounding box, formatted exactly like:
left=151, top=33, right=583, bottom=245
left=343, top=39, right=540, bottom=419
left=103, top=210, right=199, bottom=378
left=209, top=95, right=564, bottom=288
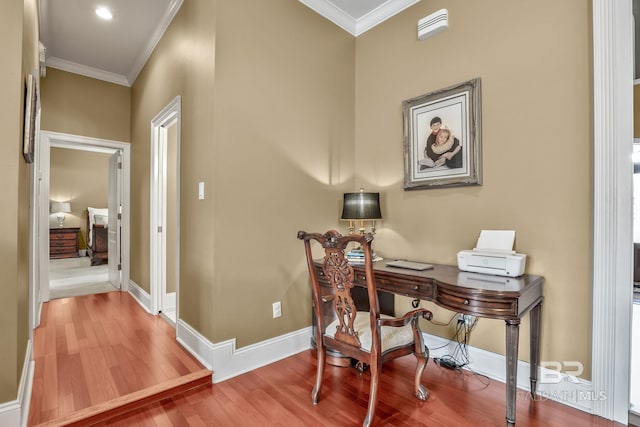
left=51, top=201, right=71, bottom=228
left=340, top=188, right=382, bottom=235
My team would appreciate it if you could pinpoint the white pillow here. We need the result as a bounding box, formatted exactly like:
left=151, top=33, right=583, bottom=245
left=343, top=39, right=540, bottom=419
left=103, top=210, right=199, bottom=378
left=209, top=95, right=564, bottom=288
left=87, top=207, right=108, bottom=245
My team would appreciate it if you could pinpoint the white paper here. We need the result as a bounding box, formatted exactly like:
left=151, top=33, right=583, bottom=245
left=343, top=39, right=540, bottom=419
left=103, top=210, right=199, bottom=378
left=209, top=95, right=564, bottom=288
left=473, top=230, right=515, bottom=254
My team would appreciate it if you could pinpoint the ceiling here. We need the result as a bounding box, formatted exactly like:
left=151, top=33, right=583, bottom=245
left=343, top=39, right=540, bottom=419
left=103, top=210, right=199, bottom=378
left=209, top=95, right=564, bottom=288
left=38, top=0, right=420, bottom=87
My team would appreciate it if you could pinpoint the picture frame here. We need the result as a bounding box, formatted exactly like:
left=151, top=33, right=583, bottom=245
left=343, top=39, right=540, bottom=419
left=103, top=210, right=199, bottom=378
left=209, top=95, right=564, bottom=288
left=402, top=78, right=482, bottom=190
left=23, top=74, right=37, bottom=164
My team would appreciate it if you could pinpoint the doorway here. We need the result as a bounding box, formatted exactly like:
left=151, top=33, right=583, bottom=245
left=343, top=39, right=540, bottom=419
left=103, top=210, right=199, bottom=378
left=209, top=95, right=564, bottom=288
left=48, top=147, right=118, bottom=299
left=150, top=96, right=181, bottom=326
left=38, top=131, right=131, bottom=303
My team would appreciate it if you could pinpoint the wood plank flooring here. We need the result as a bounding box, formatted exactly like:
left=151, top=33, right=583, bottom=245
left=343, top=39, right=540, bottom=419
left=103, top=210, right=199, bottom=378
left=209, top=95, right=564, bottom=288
left=95, top=350, right=623, bottom=427
left=29, top=290, right=624, bottom=426
left=28, top=291, right=209, bottom=426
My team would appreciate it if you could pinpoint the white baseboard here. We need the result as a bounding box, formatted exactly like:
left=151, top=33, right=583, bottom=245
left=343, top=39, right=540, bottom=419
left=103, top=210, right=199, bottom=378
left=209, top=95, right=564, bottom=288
left=164, top=292, right=176, bottom=311
left=127, top=280, right=152, bottom=313
left=0, top=340, right=34, bottom=427
left=423, top=332, right=593, bottom=414
left=172, top=322, right=593, bottom=414
left=176, top=319, right=313, bottom=383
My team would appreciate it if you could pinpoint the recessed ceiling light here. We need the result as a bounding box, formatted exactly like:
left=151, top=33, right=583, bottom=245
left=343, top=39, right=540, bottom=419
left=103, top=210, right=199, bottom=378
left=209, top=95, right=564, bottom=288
left=95, top=7, right=113, bottom=20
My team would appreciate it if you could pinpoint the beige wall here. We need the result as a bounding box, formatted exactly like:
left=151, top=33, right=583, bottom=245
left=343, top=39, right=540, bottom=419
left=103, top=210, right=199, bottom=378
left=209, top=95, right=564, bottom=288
left=40, top=68, right=131, bottom=142
left=211, top=0, right=355, bottom=345
left=130, top=0, right=216, bottom=305
left=355, top=1, right=592, bottom=376
left=133, top=0, right=594, bottom=375
left=0, top=0, right=38, bottom=403
left=130, top=0, right=355, bottom=345
left=49, top=147, right=110, bottom=242
left=0, top=0, right=595, bottom=408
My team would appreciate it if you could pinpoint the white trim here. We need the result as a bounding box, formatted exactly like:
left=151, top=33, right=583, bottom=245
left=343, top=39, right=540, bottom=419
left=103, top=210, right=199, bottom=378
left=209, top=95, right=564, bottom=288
left=164, top=292, right=176, bottom=311
left=298, top=0, right=419, bottom=36
left=175, top=320, right=215, bottom=371
left=45, top=57, right=131, bottom=87
left=150, top=96, right=181, bottom=317
left=356, top=0, right=420, bottom=36
left=0, top=340, right=34, bottom=427
left=592, top=0, right=634, bottom=423
left=29, top=71, right=42, bottom=333
left=126, top=0, right=184, bottom=85
left=39, top=131, right=132, bottom=301
left=171, top=322, right=596, bottom=415
left=0, top=400, right=20, bottom=427
left=176, top=320, right=313, bottom=383
left=127, top=280, right=152, bottom=314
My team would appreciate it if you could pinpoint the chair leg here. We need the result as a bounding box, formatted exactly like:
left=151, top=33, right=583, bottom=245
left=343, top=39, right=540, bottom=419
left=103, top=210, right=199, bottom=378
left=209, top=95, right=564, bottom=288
left=413, top=353, right=429, bottom=401
left=312, top=347, right=325, bottom=404
left=413, top=327, right=430, bottom=401
left=363, top=359, right=381, bottom=427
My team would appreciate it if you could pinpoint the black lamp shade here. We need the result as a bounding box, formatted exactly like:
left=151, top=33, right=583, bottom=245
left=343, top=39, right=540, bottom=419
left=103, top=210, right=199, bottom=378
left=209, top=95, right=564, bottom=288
left=341, top=192, right=382, bottom=220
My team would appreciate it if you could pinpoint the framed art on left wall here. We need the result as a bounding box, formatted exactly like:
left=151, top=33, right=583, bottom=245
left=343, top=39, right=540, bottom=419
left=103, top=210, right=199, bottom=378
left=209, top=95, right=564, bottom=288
left=23, top=74, right=37, bottom=164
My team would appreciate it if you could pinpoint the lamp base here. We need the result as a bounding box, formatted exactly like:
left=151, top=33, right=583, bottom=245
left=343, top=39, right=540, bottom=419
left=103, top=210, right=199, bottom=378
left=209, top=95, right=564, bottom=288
left=56, top=215, right=65, bottom=228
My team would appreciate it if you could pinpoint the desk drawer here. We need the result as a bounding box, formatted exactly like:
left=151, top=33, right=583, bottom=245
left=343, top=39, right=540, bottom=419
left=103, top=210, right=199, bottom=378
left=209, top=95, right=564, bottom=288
left=436, top=287, right=517, bottom=317
left=353, top=272, right=433, bottom=299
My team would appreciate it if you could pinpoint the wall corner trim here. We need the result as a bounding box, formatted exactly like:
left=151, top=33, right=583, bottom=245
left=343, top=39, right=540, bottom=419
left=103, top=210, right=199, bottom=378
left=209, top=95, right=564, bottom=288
left=128, top=280, right=152, bottom=314
left=0, top=340, right=35, bottom=427
left=176, top=320, right=313, bottom=383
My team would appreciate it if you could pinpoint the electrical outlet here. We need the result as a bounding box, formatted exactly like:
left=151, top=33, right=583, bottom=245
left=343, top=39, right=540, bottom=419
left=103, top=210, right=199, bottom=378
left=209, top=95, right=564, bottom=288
left=272, top=301, right=281, bottom=318
left=460, top=314, right=476, bottom=326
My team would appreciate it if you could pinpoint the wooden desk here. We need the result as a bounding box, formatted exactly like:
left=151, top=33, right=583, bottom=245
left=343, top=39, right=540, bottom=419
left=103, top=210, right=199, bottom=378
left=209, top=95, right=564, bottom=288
left=313, top=259, right=544, bottom=426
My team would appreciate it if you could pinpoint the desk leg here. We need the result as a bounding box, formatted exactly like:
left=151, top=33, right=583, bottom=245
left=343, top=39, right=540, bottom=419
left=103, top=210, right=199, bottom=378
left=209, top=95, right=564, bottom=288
left=505, top=319, right=520, bottom=426
left=529, top=303, right=542, bottom=398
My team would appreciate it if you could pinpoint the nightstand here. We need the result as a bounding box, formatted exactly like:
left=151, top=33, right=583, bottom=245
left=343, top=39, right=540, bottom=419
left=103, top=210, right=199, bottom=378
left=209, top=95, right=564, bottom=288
left=50, top=227, right=80, bottom=259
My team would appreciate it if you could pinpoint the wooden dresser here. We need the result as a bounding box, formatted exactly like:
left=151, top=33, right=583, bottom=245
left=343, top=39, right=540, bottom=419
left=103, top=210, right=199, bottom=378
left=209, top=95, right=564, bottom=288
left=49, top=227, right=80, bottom=259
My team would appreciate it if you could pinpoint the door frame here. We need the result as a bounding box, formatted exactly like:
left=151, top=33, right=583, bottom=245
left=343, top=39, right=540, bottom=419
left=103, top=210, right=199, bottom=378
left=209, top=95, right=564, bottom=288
left=592, top=0, right=633, bottom=423
left=38, top=131, right=131, bottom=302
left=150, top=96, right=181, bottom=318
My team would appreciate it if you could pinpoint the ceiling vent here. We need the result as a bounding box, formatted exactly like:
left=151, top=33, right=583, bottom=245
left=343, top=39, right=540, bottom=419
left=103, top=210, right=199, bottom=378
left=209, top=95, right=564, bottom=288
left=417, top=9, right=448, bottom=41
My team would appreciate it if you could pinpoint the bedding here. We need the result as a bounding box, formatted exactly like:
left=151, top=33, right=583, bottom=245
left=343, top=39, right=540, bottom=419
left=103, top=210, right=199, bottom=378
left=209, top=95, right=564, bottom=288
left=87, top=207, right=108, bottom=246
left=86, top=207, right=108, bottom=266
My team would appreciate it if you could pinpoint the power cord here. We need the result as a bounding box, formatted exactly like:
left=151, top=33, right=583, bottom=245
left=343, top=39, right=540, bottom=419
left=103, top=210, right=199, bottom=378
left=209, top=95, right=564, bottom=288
left=433, top=314, right=478, bottom=370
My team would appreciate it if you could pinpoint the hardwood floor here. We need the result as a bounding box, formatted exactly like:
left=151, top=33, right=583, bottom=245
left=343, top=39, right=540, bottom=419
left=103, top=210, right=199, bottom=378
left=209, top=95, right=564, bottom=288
left=28, top=291, right=210, bottom=426
left=29, top=291, right=624, bottom=426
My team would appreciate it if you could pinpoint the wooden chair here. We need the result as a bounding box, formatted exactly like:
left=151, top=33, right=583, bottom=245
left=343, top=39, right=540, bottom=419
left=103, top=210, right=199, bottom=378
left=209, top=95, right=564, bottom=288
left=297, top=230, right=433, bottom=427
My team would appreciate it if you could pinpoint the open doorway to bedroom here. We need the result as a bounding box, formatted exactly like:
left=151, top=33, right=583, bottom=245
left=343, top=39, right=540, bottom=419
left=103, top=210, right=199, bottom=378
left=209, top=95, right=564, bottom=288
left=48, top=147, right=116, bottom=299
left=38, top=131, right=130, bottom=304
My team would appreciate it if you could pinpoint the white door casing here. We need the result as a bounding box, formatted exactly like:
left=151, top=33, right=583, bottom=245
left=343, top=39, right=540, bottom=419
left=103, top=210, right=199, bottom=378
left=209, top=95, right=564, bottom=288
left=108, top=151, right=123, bottom=288
left=150, top=96, right=181, bottom=319
left=38, top=131, right=131, bottom=301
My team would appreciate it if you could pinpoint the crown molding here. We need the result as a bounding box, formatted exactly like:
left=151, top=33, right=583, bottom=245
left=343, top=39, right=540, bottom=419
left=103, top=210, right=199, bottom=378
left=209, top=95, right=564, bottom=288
left=45, top=57, right=131, bottom=86
left=299, top=0, right=419, bottom=36
left=126, top=0, right=184, bottom=85
left=355, top=0, right=419, bottom=36
left=299, top=0, right=356, bottom=34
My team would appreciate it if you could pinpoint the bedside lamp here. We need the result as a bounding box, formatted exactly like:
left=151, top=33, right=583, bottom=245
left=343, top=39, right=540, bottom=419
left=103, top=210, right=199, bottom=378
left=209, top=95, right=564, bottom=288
left=51, top=201, right=71, bottom=228
left=341, top=188, right=382, bottom=235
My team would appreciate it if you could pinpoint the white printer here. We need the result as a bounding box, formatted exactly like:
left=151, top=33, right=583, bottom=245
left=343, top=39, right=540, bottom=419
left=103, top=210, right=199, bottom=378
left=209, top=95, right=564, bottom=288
left=457, top=230, right=526, bottom=278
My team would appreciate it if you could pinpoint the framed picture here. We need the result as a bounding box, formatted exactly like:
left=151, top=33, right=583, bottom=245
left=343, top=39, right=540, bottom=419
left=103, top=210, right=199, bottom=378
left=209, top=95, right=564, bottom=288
left=23, top=74, right=37, bottom=164
left=402, top=78, right=482, bottom=190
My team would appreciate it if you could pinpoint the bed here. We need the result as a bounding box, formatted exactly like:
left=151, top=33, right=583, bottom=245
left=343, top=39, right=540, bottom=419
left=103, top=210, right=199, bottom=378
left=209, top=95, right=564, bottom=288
left=87, top=207, right=108, bottom=266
